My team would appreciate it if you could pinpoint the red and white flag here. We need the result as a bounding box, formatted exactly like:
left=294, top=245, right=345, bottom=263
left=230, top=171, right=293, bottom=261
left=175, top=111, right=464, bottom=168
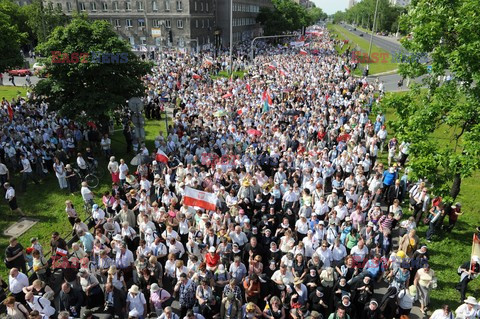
left=246, top=83, right=252, bottom=94
left=299, top=49, right=308, bottom=56
left=56, top=248, right=68, bottom=257
left=184, top=186, right=217, bottom=211
left=7, top=104, right=14, bottom=121
left=156, top=149, right=169, bottom=163
left=204, top=58, right=213, bottom=67
left=343, top=65, right=351, bottom=73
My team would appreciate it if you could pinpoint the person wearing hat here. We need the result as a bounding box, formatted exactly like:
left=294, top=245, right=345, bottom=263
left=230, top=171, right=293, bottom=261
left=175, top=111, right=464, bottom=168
left=455, top=296, right=479, bottom=319
left=149, top=283, right=172, bottom=316
left=397, top=285, right=416, bottom=316
left=456, top=256, right=480, bottom=302
left=220, top=291, right=242, bottom=319
left=126, top=285, right=147, bottom=319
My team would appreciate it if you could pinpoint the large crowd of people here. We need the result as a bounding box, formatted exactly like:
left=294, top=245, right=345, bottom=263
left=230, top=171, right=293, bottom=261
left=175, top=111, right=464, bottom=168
left=1, top=26, right=478, bottom=319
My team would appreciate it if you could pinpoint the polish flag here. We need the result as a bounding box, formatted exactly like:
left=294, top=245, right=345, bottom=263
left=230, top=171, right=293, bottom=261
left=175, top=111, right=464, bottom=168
left=184, top=186, right=217, bottom=211
left=56, top=248, right=68, bottom=257
left=299, top=49, right=308, bottom=55
left=246, top=83, right=252, bottom=94
left=156, top=149, right=169, bottom=163
left=344, top=65, right=351, bottom=73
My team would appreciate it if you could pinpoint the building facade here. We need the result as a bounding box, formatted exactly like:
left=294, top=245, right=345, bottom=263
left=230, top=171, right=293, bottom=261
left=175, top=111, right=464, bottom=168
left=216, top=0, right=273, bottom=46
left=45, top=0, right=216, bottom=51
left=389, top=0, right=410, bottom=6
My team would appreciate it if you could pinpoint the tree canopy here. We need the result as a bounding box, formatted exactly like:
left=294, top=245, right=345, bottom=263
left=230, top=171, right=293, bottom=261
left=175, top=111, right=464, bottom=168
left=342, top=0, right=405, bottom=33
left=256, top=0, right=326, bottom=35
left=0, top=3, right=26, bottom=71
left=379, top=0, right=480, bottom=201
left=34, top=17, right=151, bottom=121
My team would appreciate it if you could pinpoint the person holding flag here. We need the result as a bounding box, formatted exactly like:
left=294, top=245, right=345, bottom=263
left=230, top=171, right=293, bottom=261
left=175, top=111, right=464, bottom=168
left=456, top=233, right=480, bottom=302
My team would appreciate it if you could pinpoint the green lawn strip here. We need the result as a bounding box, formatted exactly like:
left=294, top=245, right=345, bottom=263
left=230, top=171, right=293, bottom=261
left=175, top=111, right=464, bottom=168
left=328, top=24, right=398, bottom=74
left=0, top=118, right=168, bottom=279
left=0, top=86, right=27, bottom=101
left=327, top=25, right=362, bottom=76
left=371, top=91, right=479, bottom=308
left=211, top=70, right=245, bottom=80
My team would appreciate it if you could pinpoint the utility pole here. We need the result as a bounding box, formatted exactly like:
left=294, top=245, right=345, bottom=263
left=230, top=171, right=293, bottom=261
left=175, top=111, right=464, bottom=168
left=367, top=0, right=380, bottom=60
left=229, top=0, right=233, bottom=75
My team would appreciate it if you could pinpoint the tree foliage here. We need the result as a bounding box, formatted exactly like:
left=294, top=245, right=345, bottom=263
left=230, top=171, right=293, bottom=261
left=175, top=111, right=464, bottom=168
left=0, top=2, right=26, bottom=71
left=343, top=0, right=405, bottom=33
left=380, top=0, right=480, bottom=201
left=34, top=17, right=151, bottom=121
left=256, top=0, right=325, bottom=35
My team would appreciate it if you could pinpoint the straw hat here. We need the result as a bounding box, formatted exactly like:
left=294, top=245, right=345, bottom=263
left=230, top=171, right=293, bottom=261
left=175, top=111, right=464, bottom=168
left=293, top=277, right=304, bottom=285
left=464, top=296, right=478, bottom=305
left=150, top=283, right=160, bottom=292
left=128, top=285, right=140, bottom=294
left=408, top=285, right=417, bottom=296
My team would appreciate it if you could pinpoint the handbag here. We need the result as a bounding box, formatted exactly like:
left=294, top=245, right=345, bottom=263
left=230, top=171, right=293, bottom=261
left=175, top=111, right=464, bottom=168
left=423, top=216, right=432, bottom=225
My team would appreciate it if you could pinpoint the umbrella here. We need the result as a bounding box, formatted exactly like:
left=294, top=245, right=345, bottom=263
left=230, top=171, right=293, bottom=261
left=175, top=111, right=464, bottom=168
left=214, top=110, right=227, bottom=117
left=130, top=154, right=152, bottom=165
left=283, top=110, right=301, bottom=116
left=222, top=92, right=233, bottom=99
left=247, top=129, right=262, bottom=137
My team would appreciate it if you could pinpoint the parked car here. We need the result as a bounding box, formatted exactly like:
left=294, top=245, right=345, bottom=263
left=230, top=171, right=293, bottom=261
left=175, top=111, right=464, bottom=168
left=7, top=69, right=32, bottom=76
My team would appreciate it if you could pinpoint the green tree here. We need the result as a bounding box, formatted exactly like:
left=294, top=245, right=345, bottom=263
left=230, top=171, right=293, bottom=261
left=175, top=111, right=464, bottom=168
left=0, top=10, right=25, bottom=71
left=34, top=17, right=150, bottom=121
left=381, top=0, right=480, bottom=201
left=21, top=0, right=70, bottom=44
left=307, top=7, right=327, bottom=23
left=332, top=11, right=346, bottom=24
left=256, top=0, right=312, bottom=35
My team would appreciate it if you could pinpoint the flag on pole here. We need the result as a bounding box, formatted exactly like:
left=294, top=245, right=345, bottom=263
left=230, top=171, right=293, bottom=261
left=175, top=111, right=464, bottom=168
left=156, top=149, right=169, bottom=163
left=56, top=248, right=68, bottom=257
left=343, top=65, right=351, bottom=73
left=472, top=233, right=480, bottom=265
left=262, top=90, right=272, bottom=105
left=184, top=186, right=217, bottom=211
left=246, top=83, right=252, bottom=94
left=299, top=49, right=308, bottom=56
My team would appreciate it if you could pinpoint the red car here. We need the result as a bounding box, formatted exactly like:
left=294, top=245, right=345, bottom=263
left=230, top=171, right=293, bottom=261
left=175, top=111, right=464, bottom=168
left=8, top=69, right=32, bottom=76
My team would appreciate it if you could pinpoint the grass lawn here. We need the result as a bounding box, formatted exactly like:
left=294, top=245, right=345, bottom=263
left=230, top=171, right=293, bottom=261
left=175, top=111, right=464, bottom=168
left=0, top=117, right=169, bottom=279
left=0, top=86, right=27, bottom=101
left=328, top=24, right=398, bottom=75
left=373, top=91, right=480, bottom=309
left=211, top=70, right=245, bottom=80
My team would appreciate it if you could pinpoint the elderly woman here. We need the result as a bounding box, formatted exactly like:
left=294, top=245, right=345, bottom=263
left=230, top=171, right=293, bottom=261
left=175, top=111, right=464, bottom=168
left=399, top=229, right=419, bottom=258
left=414, top=263, right=436, bottom=315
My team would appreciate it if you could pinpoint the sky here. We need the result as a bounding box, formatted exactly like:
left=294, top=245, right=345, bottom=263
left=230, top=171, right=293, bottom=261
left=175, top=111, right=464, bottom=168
left=313, top=0, right=349, bottom=15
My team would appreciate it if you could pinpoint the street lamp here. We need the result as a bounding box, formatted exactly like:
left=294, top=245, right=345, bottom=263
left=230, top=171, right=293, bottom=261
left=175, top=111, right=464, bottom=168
left=229, top=0, right=233, bottom=75
left=367, top=0, right=380, bottom=62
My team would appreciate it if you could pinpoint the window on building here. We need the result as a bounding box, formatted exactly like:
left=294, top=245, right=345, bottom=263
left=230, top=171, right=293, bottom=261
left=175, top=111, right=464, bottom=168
left=140, top=37, right=146, bottom=45
left=195, top=19, right=198, bottom=28
left=56, top=3, right=62, bottom=9
left=152, top=0, right=157, bottom=10
left=125, top=1, right=131, bottom=10
left=152, top=19, right=159, bottom=27
left=176, top=0, right=182, bottom=10
left=91, top=2, right=97, bottom=11
left=202, top=19, right=204, bottom=28
left=200, top=1, right=203, bottom=11
left=164, top=0, right=170, bottom=10
left=138, top=19, right=145, bottom=27
left=114, top=19, right=121, bottom=27
left=126, top=18, right=132, bottom=27
left=194, top=1, right=196, bottom=11
left=66, top=2, right=72, bottom=11
left=137, top=1, right=144, bottom=10
left=48, top=2, right=53, bottom=10
left=205, top=2, right=208, bottom=11
left=165, top=19, right=171, bottom=28
left=101, top=2, right=107, bottom=10
left=113, top=1, right=119, bottom=10
left=207, top=19, right=209, bottom=27
left=177, top=19, right=183, bottom=28
left=79, top=2, right=86, bottom=11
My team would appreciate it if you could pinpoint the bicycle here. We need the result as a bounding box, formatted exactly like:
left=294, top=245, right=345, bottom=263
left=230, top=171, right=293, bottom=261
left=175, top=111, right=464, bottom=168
left=74, top=166, right=100, bottom=189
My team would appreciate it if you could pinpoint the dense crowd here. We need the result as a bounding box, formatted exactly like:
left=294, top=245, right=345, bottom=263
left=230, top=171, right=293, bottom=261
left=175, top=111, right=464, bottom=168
left=1, top=26, right=479, bottom=319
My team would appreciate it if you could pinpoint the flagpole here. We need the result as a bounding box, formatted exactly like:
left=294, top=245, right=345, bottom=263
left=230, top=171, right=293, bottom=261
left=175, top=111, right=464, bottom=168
left=229, top=0, right=233, bottom=76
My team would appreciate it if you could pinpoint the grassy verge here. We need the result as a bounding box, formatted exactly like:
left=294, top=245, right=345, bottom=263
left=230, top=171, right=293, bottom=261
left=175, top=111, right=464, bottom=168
left=328, top=24, right=398, bottom=75
left=0, top=118, right=168, bottom=279
left=373, top=91, right=480, bottom=309
left=211, top=70, right=245, bottom=80
left=0, top=86, right=27, bottom=100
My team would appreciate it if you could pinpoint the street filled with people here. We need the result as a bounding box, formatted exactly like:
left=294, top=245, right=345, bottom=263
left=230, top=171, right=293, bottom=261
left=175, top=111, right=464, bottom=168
left=1, top=26, right=478, bottom=319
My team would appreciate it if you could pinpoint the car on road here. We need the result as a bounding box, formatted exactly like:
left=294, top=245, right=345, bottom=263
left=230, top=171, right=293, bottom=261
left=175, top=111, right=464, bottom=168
left=8, top=68, right=32, bottom=76
left=359, top=33, right=363, bottom=37
left=353, top=27, right=357, bottom=31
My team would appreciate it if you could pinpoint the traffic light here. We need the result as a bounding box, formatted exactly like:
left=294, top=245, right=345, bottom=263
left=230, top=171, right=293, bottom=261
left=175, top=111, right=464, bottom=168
left=168, top=30, right=173, bottom=43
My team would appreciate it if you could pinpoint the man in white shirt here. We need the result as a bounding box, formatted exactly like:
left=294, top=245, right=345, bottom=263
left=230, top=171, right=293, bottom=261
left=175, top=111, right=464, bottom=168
left=0, top=161, right=9, bottom=185
left=4, top=182, right=24, bottom=216
left=119, top=159, right=129, bottom=186
left=167, top=237, right=185, bottom=259
left=9, top=268, right=29, bottom=303
left=19, top=154, right=38, bottom=192
left=100, top=134, right=112, bottom=159
left=229, top=226, right=248, bottom=248
left=25, top=292, right=56, bottom=318
left=81, top=182, right=94, bottom=206
left=76, top=153, right=88, bottom=176
left=350, top=240, right=369, bottom=267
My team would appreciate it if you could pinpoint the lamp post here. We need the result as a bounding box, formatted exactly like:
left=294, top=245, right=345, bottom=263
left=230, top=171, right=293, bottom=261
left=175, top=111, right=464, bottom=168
left=367, top=0, right=380, bottom=60
left=229, top=0, right=233, bottom=75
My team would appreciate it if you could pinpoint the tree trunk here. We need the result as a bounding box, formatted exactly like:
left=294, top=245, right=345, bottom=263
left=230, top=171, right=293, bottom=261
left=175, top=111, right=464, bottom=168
left=450, top=173, right=461, bottom=200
